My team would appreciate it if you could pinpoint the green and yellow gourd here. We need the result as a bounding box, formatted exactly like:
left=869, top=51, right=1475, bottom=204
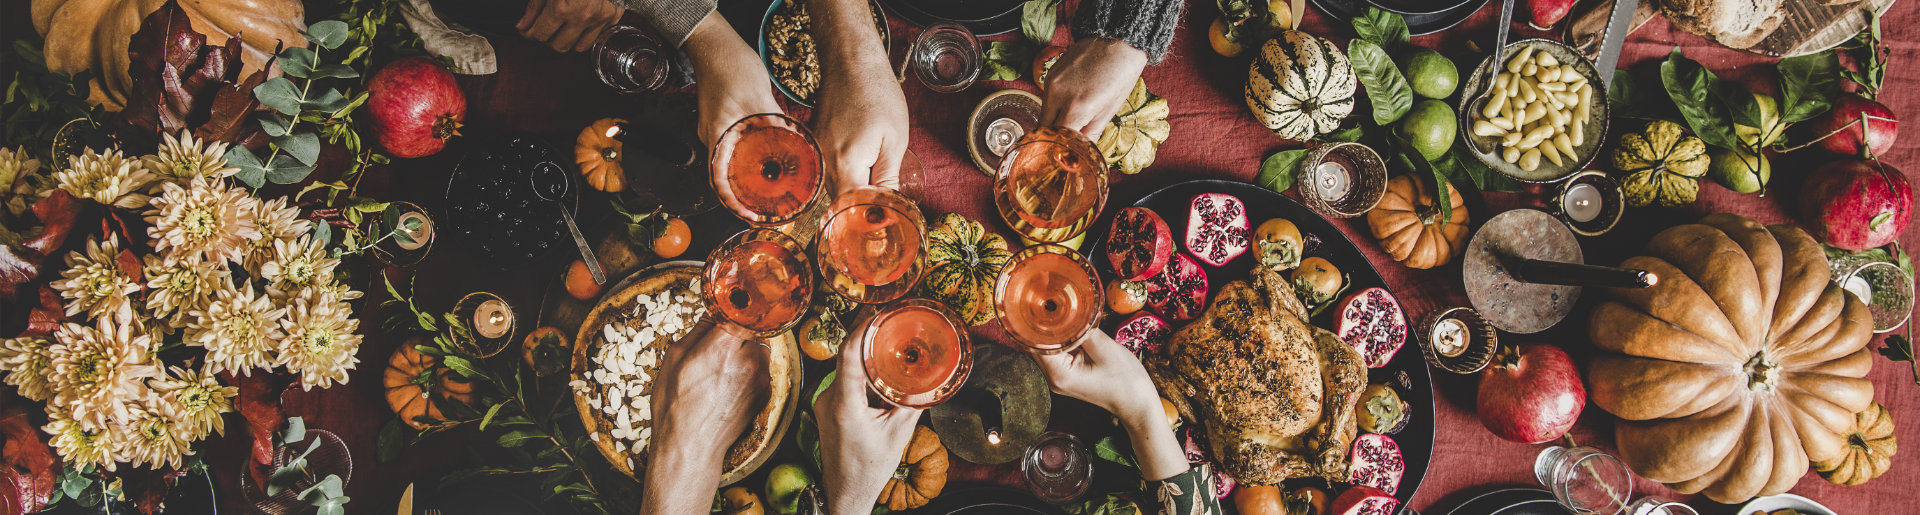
left=1614, top=120, right=1710, bottom=207
left=918, top=213, right=1012, bottom=326
left=1246, top=30, right=1357, bottom=141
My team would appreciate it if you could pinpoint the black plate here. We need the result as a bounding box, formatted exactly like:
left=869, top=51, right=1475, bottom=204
left=1120, top=180, right=1436, bottom=508
left=442, top=134, right=579, bottom=268
left=1309, top=0, right=1490, bottom=36
left=900, top=487, right=1068, bottom=515
left=1447, top=488, right=1571, bottom=515
left=1367, top=0, right=1481, bottom=15
left=883, top=0, right=1024, bottom=36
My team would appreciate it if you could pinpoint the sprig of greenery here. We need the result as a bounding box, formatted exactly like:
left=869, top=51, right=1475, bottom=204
left=1838, top=8, right=1887, bottom=98
left=1, top=37, right=107, bottom=164
left=226, top=20, right=362, bottom=187
left=267, top=417, right=351, bottom=515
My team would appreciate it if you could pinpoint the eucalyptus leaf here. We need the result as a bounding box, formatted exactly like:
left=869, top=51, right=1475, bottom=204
left=254, top=77, right=304, bottom=115
left=279, top=47, right=317, bottom=79
left=313, top=222, right=333, bottom=247
left=1348, top=39, right=1413, bottom=126
left=1660, top=49, right=1740, bottom=151
left=495, top=429, right=544, bottom=448
left=225, top=146, right=266, bottom=187
left=1256, top=149, right=1309, bottom=193
left=276, top=132, right=321, bottom=165
left=479, top=402, right=505, bottom=431
left=1778, top=51, right=1842, bottom=124
left=285, top=417, right=307, bottom=443
left=1021, top=0, right=1057, bottom=46
left=265, top=154, right=315, bottom=184
left=309, top=64, right=360, bottom=80
left=305, top=89, right=350, bottom=113
left=1352, top=7, right=1410, bottom=49
left=260, top=112, right=294, bottom=137
left=305, top=20, right=351, bottom=50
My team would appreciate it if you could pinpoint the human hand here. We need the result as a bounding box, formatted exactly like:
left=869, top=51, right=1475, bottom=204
left=1037, top=38, right=1149, bottom=140
left=1030, top=329, right=1189, bottom=481
left=812, top=0, right=908, bottom=194
left=684, top=12, right=785, bottom=150
left=516, top=0, right=623, bottom=53
left=814, top=325, right=921, bottom=515
left=642, top=319, right=771, bottom=513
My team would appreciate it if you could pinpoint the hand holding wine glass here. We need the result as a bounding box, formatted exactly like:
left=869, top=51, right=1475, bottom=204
left=812, top=0, right=909, bottom=194
left=683, top=12, right=785, bottom=152
left=641, top=319, right=771, bottom=513
left=815, top=327, right=923, bottom=515
left=1028, top=329, right=1189, bottom=481
left=1037, top=38, right=1148, bottom=140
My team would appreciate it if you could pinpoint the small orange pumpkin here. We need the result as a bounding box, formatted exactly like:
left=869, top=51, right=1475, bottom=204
left=575, top=117, right=627, bottom=193
left=1366, top=173, right=1468, bottom=269
left=879, top=425, right=948, bottom=511
left=384, top=338, right=475, bottom=430
left=1813, top=401, right=1897, bottom=485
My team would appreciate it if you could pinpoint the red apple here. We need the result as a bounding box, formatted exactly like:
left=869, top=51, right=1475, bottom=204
left=1807, top=94, right=1899, bottom=158
left=1477, top=343, right=1586, bottom=444
left=1526, top=0, right=1576, bottom=30
left=367, top=56, right=467, bottom=159
left=1800, top=159, right=1913, bottom=251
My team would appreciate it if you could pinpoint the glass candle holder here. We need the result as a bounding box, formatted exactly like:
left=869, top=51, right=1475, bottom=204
left=711, top=113, right=825, bottom=227
left=1420, top=307, right=1499, bottom=374
left=994, top=245, right=1103, bottom=354
left=993, top=127, right=1109, bottom=244
left=703, top=228, right=814, bottom=337
left=817, top=186, right=928, bottom=304
left=1023, top=432, right=1093, bottom=503
left=1535, top=446, right=1635, bottom=515
left=912, top=22, right=981, bottom=93
left=1299, top=142, right=1388, bottom=218
left=593, top=24, right=671, bottom=94
left=451, top=292, right=516, bottom=357
left=372, top=201, right=435, bottom=267
left=1553, top=171, right=1625, bottom=237
left=860, top=298, right=973, bottom=408
left=1830, top=259, right=1915, bottom=333
left=241, top=428, right=353, bottom=515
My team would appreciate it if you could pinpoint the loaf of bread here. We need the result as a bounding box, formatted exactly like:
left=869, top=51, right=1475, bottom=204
left=1659, top=0, right=1788, bottom=49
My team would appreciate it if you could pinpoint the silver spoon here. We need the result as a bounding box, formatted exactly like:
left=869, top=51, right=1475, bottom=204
left=531, top=161, right=605, bottom=284
left=1467, top=0, right=1518, bottom=155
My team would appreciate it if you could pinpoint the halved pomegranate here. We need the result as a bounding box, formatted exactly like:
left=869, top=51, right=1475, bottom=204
left=1143, top=253, right=1208, bottom=322
left=1331, top=485, right=1399, bottom=515
left=1336, top=287, right=1408, bottom=368
left=1185, top=193, right=1250, bottom=267
left=1113, top=311, right=1171, bottom=356
left=1346, top=433, right=1406, bottom=495
left=1105, top=207, right=1175, bottom=281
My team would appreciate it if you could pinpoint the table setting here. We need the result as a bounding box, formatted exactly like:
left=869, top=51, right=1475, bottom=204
left=0, top=0, right=1915, bottom=514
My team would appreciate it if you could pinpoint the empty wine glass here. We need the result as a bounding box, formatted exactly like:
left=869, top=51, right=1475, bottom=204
left=1534, top=446, right=1633, bottom=514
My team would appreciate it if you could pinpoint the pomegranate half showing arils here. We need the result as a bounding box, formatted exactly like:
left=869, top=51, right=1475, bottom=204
left=1143, top=253, right=1209, bottom=322
left=1346, top=433, right=1406, bottom=495
left=1185, top=193, right=1250, bottom=267
left=1336, top=287, right=1408, bottom=368
left=1331, top=485, right=1399, bottom=515
left=1112, top=311, right=1171, bottom=356
left=1105, top=207, right=1174, bottom=281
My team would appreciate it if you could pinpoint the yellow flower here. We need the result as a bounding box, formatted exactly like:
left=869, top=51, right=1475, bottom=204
left=141, top=131, right=239, bottom=186
left=45, top=412, right=121, bottom=472
left=258, top=235, right=339, bottom=300
left=46, top=316, right=160, bottom=429
left=0, top=336, right=54, bottom=401
left=49, top=236, right=142, bottom=320
left=145, top=177, right=260, bottom=264
left=148, top=366, right=236, bottom=440
left=187, top=281, right=286, bottom=376
left=119, top=392, right=195, bottom=470
left=277, top=285, right=362, bottom=390
left=0, top=146, right=41, bottom=190
left=143, top=253, right=228, bottom=331
left=55, top=148, right=155, bottom=209
left=244, top=196, right=312, bottom=271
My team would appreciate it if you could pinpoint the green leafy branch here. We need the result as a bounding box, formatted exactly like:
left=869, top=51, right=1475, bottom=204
left=1838, top=8, right=1887, bottom=98
left=1, top=37, right=108, bottom=164
left=226, top=20, right=361, bottom=187
left=267, top=417, right=351, bottom=515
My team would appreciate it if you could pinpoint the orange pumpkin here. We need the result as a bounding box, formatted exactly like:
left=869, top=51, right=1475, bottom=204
left=1366, top=173, right=1467, bottom=269
left=1812, top=401, right=1897, bottom=485
left=33, top=0, right=307, bottom=110
left=879, top=425, right=948, bottom=511
left=384, top=339, right=475, bottom=430
left=575, top=118, right=627, bottom=193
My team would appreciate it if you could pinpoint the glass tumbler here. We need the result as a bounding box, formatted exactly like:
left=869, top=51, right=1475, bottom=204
left=912, top=22, right=981, bottom=93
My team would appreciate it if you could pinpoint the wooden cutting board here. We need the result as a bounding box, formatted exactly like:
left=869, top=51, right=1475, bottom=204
left=1744, top=0, right=1895, bottom=57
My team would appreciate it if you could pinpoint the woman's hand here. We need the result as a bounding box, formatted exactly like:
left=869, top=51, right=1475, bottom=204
left=517, top=0, right=623, bottom=53
left=1037, top=38, right=1149, bottom=140
left=681, top=11, right=785, bottom=215
left=815, top=326, right=921, bottom=515
left=641, top=320, right=771, bottom=513
left=1030, top=330, right=1189, bottom=481
left=812, top=0, right=909, bottom=194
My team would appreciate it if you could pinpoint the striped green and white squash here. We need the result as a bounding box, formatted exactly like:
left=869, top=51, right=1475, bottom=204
left=1246, top=30, right=1357, bottom=141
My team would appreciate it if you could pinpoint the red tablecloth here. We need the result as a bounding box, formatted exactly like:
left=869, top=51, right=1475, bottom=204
left=218, top=1, right=1920, bottom=513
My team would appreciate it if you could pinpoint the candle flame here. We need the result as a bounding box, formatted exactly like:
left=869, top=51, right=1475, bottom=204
left=986, top=429, right=1002, bottom=445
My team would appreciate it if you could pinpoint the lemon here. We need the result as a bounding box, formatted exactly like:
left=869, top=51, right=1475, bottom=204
left=1709, top=147, right=1771, bottom=194
left=1401, top=47, right=1459, bottom=99
left=1400, top=99, right=1457, bottom=161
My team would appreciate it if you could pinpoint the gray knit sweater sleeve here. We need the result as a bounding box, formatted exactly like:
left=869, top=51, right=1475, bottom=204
left=1071, top=0, right=1187, bottom=64
left=611, top=0, right=718, bottom=47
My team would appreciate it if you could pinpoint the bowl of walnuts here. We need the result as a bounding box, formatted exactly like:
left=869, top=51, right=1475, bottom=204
left=758, top=0, right=890, bottom=107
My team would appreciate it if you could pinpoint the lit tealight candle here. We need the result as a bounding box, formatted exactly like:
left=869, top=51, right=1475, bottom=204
left=396, top=211, right=433, bottom=251
left=986, top=118, right=1023, bottom=157
left=1313, top=161, right=1351, bottom=200
left=986, top=428, right=1002, bottom=446
left=474, top=299, right=515, bottom=339
left=1431, top=318, right=1468, bottom=357
left=1563, top=183, right=1603, bottom=223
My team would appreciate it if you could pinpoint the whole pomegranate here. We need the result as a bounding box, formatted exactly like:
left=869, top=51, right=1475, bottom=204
left=1799, top=159, right=1913, bottom=251
left=1807, top=94, right=1899, bottom=158
left=1477, top=343, right=1586, bottom=444
left=367, top=56, right=466, bottom=158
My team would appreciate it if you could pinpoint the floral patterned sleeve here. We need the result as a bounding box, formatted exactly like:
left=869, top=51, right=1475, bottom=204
left=1153, top=463, right=1221, bottom=515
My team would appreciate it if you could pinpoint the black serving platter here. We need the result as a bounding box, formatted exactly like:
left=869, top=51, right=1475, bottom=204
left=442, top=134, right=579, bottom=268
left=1310, top=0, right=1490, bottom=35
left=1116, top=179, right=1435, bottom=509
left=883, top=0, right=1025, bottom=36
left=1446, top=488, right=1571, bottom=515
left=900, top=487, right=1068, bottom=515
left=1367, top=0, right=1482, bottom=15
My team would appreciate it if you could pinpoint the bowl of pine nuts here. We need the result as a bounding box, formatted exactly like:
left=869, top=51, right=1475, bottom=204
left=1458, top=39, right=1608, bottom=183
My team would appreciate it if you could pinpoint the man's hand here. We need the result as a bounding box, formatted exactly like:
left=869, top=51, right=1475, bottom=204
left=517, top=0, right=623, bottom=53
left=1038, top=38, right=1149, bottom=140
left=815, top=325, right=921, bottom=515
left=683, top=12, right=784, bottom=150
left=641, top=320, right=771, bottom=513
left=812, top=0, right=908, bottom=194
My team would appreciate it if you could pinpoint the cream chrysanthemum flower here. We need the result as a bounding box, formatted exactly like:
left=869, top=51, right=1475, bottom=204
left=258, top=235, right=339, bottom=300
left=0, top=336, right=55, bottom=401
left=187, top=280, right=286, bottom=376
left=49, top=236, right=142, bottom=320
left=46, top=316, right=160, bottom=429
left=145, top=178, right=260, bottom=264
left=142, top=253, right=227, bottom=331
left=149, top=366, right=236, bottom=439
left=45, top=412, right=120, bottom=472
left=1, top=147, right=45, bottom=217
left=55, top=148, right=155, bottom=209
left=0, top=147, right=41, bottom=189
left=243, top=196, right=312, bottom=270
left=141, top=131, right=239, bottom=186
left=119, top=392, right=195, bottom=470
left=277, top=286, right=362, bottom=390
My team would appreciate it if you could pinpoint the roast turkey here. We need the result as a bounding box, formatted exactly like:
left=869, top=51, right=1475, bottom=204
left=1145, top=267, right=1365, bottom=485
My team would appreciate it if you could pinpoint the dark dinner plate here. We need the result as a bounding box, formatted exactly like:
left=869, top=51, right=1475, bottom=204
left=1367, top=0, right=1481, bottom=15
left=1446, top=488, right=1571, bottom=515
left=900, top=487, right=1067, bottom=515
left=882, top=0, right=1025, bottom=36
left=1310, top=0, right=1490, bottom=35
left=1117, top=180, right=1436, bottom=509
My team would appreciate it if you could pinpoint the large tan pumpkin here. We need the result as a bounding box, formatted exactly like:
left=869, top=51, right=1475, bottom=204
left=1587, top=213, right=1875, bottom=503
left=32, top=0, right=306, bottom=110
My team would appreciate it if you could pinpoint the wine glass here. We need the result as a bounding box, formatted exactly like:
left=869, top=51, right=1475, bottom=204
left=702, top=228, right=814, bottom=337
left=992, top=126, right=1108, bottom=244
left=994, top=245, right=1104, bottom=354
left=711, top=113, right=826, bottom=227
left=859, top=298, right=972, bottom=408
left=817, top=185, right=927, bottom=304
